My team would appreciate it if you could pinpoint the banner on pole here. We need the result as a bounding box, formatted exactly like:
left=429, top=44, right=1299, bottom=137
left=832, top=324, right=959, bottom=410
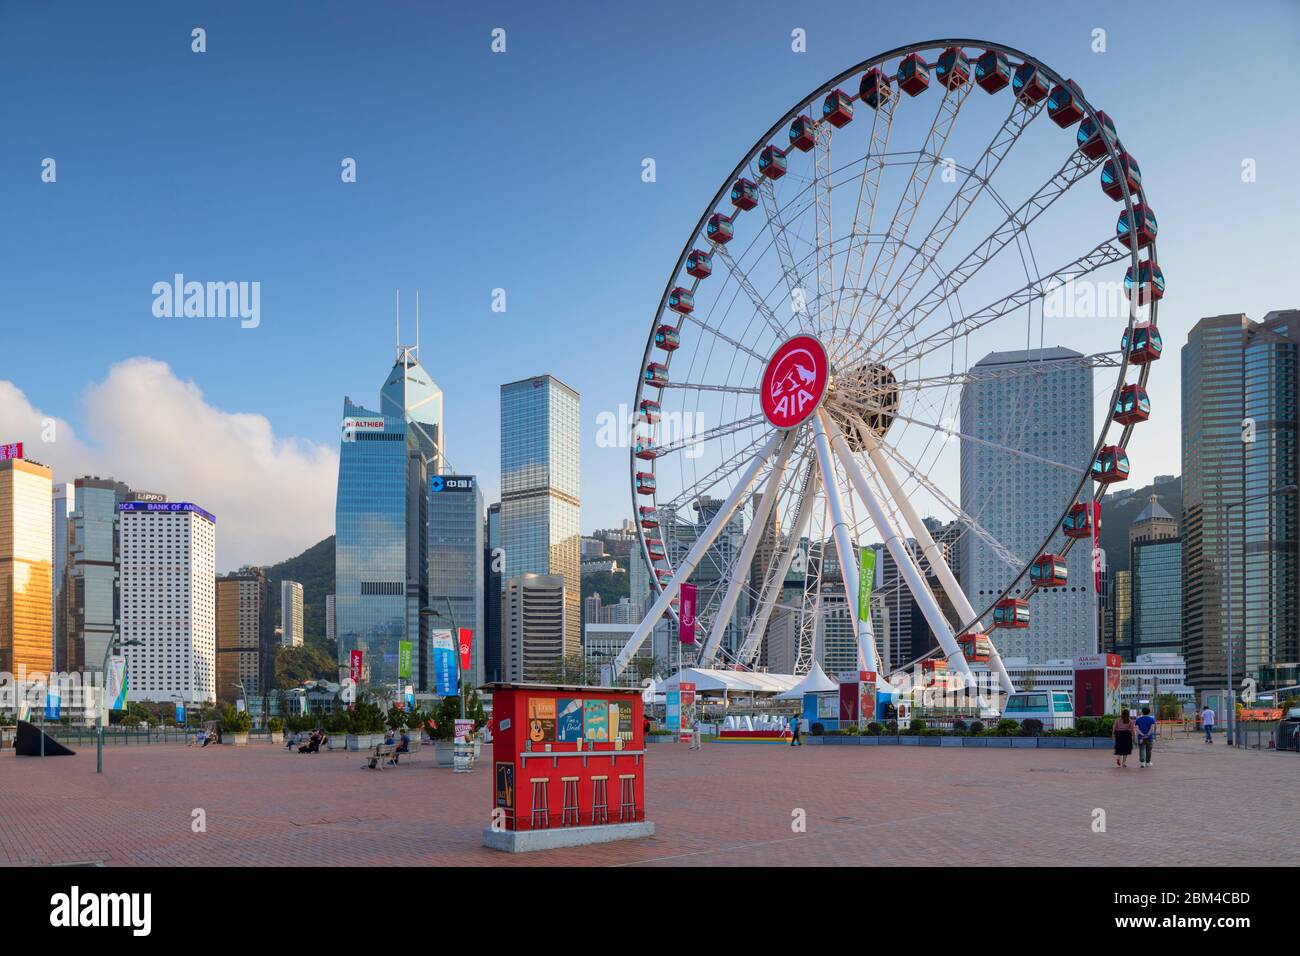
left=431, top=629, right=457, bottom=697
left=105, top=656, right=128, bottom=711
left=665, top=690, right=681, bottom=733
left=457, top=627, right=473, bottom=674
left=858, top=547, right=876, bottom=622
left=175, top=702, right=186, bottom=725
left=679, top=681, right=697, bottom=742
left=349, top=649, right=364, bottom=685
left=398, top=641, right=412, bottom=679
left=45, top=685, right=61, bottom=721
left=679, top=584, right=697, bottom=645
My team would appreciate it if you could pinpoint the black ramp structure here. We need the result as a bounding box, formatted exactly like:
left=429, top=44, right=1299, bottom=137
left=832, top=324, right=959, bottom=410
left=15, top=720, right=76, bottom=756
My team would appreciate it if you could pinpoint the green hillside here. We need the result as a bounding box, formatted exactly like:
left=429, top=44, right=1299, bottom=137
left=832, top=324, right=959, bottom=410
left=263, top=535, right=335, bottom=654
left=1098, top=477, right=1182, bottom=573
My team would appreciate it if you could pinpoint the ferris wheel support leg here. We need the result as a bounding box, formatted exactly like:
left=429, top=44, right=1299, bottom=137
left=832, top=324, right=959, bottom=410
left=810, top=411, right=879, bottom=676
left=859, top=430, right=1016, bottom=697
left=820, top=410, right=970, bottom=685
left=611, top=431, right=784, bottom=679
left=698, top=431, right=799, bottom=668
left=736, top=460, right=821, bottom=667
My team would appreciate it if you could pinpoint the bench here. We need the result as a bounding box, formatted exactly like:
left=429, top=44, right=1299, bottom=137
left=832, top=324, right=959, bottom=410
left=362, top=742, right=418, bottom=769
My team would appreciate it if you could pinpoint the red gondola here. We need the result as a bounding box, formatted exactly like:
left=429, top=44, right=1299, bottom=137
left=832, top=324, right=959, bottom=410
left=974, top=50, right=1011, bottom=93
left=655, top=568, right=672, bottom=583
left=1063, top=501, right=1100, bottom=539
left=858, top=67, right=893, bottom=109
left=1114, top=384, right=1151, bottom=425
left=644, top=362, right=668, bottom=387
left=731, top=177, right=759, bottom=210
left=654, top=325, right=680, bottom=352
left=686, top=249, right=713, bottom=279
left=638, top=506, right=659, bottom=530
left=1046, top=79, right=1085, bottom=127
left=993, top=598, right=1030, bottom=628
left=636, top=471, right=657, bottom=495
left=1092, top=445, right=1130, bottom=484
left=920, top=659, right=949, bottom=687
left=1076, top=110, right=1117, bottom=160
left=1124, top=261, right=1165, bottom=305
left=957, top=631, right=992, bottom=662
left=1030, top=554, right=1069, bottom=588
left=758, top=145, right=787, bottom=179
left=1100, top=152, right=1141, bottom=201
left=707, top=213, right=734, bottom=244
left=1012, top=63, right=1049, bottom=104
left=822, top=88, right=855, bottom=127
left=897, top=53, right=930, bottom=96
left=634, top=441, right=657, bottom=461
left=646, top=539, right=666, bottom=561
left=1122, top=322, right=1163, bottom=364
left=935, top=46, right=970, bottom=89
left=1115, top=203, right=1158, bottom=250
left=789, top=115, right=817, bottom=152
left=667, top=287, right=694, bottom=315
left=638, top=399, right=660, bottom=423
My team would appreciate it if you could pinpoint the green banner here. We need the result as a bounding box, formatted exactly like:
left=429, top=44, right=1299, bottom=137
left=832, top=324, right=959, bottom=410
left=398, top=640, right=412, bottom=679
left=858, top=548, right=876, bottom=622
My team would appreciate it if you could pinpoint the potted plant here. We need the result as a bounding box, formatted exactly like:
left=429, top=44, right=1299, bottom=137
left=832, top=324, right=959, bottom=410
left=347, top=701, right=385, bottom=751
left=219, top=704, right=252, bottom=746
left=266, top=716, right=284, bottom=745
left=324, top=711, right=349, bottom=750
left=432, top=696, right=460, bottom=767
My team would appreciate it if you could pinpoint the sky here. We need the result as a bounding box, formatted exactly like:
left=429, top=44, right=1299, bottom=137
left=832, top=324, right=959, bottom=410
left=1, top=0, right=1298, bottom=572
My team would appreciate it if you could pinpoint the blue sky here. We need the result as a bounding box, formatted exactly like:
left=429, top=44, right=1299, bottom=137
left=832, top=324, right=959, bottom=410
left=1, top=0, right=1297, bottom=568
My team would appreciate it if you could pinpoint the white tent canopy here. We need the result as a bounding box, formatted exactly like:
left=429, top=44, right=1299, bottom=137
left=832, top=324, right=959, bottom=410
left=654, top=668, right=803, bottom=696
left=774, top=662, right=839, bottom=700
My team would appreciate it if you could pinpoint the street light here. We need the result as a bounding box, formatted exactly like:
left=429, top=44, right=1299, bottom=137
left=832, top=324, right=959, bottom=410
left=1224, top=483, right=1297, bottom=746
left=97, top=636, right=142, bottom=774
left=421, top=599, right=465, bottom=719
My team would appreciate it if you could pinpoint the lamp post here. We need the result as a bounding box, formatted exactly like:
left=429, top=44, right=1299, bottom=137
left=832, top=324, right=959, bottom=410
left=421, top=599, right=465, bottom=719
left=1224, top=483, right=1297, bottom=746
left=97, top=636, right=142, bottom=774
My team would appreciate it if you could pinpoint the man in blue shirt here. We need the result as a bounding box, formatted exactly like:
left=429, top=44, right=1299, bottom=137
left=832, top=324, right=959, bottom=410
left=1135, top=706, right=1157, bottom=767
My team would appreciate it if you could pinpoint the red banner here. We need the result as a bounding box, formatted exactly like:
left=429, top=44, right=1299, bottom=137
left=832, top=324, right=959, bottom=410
left=679, top=584, right=697, bottom=644
left=458, top=627, right=473, bottom=673
left=349, top=649, right=363, bottom=684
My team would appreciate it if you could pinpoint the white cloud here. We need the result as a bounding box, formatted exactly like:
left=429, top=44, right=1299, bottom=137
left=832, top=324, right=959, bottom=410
left=0, top=358, right=336, bottom=571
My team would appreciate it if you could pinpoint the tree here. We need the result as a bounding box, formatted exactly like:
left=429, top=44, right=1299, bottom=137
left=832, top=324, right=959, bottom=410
left=275, top=644, right=337, bottom=688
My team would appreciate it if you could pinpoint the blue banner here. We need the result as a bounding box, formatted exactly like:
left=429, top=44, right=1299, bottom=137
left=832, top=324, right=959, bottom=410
left=175, top=702, right=186, bottom=725
left=44, top=688, right=60, bottom=721
left=431, top=629, right=457, bottom=697
left=666, top=690, right=681, bottom=733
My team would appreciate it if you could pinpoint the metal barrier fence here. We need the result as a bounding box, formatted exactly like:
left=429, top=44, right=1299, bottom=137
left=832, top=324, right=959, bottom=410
left=29, top=727, right=282, bottom=747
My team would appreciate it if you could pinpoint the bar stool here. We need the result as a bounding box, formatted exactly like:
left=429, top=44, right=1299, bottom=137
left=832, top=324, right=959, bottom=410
left=529, top=777, right=550, bottom=829
left=618, top=774, right=637, bottom=822
left=560, top=776, right=581, bottom=827
left=590, top=775, right=610, bottom=825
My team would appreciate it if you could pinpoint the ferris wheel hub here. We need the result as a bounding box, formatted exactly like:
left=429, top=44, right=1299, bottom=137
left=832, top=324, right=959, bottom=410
left=826, top=360, right=901, bottom=450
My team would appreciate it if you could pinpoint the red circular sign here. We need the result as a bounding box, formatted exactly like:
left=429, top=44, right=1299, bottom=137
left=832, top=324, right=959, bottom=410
left=760, top=335, right=830, bottom=429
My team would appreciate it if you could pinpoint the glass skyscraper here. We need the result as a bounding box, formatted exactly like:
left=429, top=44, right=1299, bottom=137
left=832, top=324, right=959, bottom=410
left=427, top=474, right=484, bottom=687
left=500, top=376, right=582, bottom=658
left=1132, top=538, right=1183, bottom=657
left=1182, top=310, right=1299, bottom=692
left=335, top=339, right=442, bottom=691
left=960, top=347, right=1095, bottom=661
left=0, top=456, right=54, bottom=679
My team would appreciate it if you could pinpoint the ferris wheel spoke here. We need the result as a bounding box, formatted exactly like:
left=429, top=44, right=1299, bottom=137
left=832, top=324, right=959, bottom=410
left=696, top=430, right=800, bottom=666
left=856, top=83, right=972, bottom=347
left=681, top=311, right=769, bottom=364
left=614, top=430, right=784, bottom=677
left=871, top=148, right=1102, bottom=358
left=811, top=125, right=835, bottom=336
left=710, top=244, right=790, bottom=340
left=870, top=97, right=1045, bottom=341
left=876, top=439, right=1025, bottom=573
left=655, top=428, right=774, bottom=518
left=893, top=350, right=1121, bottom=393
left=757, top=177, right=805, bottom=316
left=885, top=409, right=1088, bottom=476
left=646, top=412, right=767, bottom=458
left=659, top=381, right=759, bottom=396
left=881, top=239, right=1129, bottom=368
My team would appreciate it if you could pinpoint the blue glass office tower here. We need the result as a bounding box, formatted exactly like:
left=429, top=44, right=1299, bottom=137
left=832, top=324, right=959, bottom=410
left=336, top=341, right=443, bottom=691
left=427, top=475, right=484, bottom=687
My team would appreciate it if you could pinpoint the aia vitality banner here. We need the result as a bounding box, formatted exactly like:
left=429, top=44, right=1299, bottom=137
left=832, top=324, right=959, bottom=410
left=679, top=583, right=697, bottom=644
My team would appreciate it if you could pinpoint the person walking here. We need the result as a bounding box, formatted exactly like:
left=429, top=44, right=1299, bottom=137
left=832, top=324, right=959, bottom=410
left=1135, top=706, right=1157, bottom=767
left=789, top=713, right=802, bottom=747
left=688, top=716, right=702, bottom=751
left=1201, top=704, right=1215, bottom=743
left=1112, top=708, right=1135, bottom=768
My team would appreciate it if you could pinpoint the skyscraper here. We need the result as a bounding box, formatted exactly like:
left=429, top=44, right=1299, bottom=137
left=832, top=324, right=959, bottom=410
left=0, top=454, right=53, bottom=679
left=335, top=333, right=442, bottom=691
left=118, top=502, right=216, bottom=704
left=280, top=580, right=304, bottom=647
left=960, top=348, right=1095, bottom=661
left=503, top=572, right=567, bottom=682
left=1182, top=310, right=1299, bottom=693
left=52, top=482, right=73, bottom=669
left=484, top=501, right=503, bottom=683
left=217, top=569, right=272, bottom=702
left=427, top=474, right=484, bottom=686
left=500, top=375, right=581, bottom=659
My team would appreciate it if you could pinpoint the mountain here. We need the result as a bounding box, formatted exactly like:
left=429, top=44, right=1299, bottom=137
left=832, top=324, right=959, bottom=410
left=1098, top=476, right=1182, bottom=573
left=263, top=535, right=335, bottom=652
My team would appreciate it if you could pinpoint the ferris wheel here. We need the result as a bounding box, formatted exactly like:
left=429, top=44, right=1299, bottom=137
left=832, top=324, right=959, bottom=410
left=612, top=40, right=1163, bottom=692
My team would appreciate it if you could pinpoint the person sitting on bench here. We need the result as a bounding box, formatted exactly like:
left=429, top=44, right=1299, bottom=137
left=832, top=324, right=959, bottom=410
left=390, top=731, right=412, bottom=765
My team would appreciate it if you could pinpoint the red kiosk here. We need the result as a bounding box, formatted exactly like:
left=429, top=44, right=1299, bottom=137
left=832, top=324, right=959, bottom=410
left=482, top=683, right=654, bottom=852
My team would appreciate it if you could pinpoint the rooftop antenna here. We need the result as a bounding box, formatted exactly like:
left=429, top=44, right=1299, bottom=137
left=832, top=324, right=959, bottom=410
left=395, top=289, right=401, bottom=350
left=415, top=290, right=420, bottom=357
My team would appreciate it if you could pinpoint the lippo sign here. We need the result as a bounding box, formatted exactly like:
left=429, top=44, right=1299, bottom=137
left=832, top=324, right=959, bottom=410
left=760, top=335, right=829, bottom=429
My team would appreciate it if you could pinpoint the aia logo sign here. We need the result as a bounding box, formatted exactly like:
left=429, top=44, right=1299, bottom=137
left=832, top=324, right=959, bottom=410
left=761, top=335, right=829, bottom=429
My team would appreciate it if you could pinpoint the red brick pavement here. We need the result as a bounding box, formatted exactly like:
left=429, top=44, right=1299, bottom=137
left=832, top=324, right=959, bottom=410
left=1, top=736, right=1295, bottom=866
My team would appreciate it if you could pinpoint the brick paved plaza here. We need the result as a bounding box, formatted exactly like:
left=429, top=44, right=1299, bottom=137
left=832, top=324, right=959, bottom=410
left=2, top=735, right=1296, bottom=866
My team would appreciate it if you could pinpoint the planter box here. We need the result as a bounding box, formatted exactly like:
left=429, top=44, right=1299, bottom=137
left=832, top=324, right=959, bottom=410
left=346, top=733, right=378, bottom=751
left=919, top=736, right=942, bottom=747
left=267, top=731, right=284, bottom=745
left=326, top=734, right=348, bottom=751
left=940, top=736, right=964, bottom=748
left=1038, top=737, right=1066, bottom=748
left=962, top=737, right=988, bottom=747
left=985, top=737, right=1012, bottom=748
left=1011, top=737, right=1036, bottom=748
left=859, top=736, right=880, bottom=746
left=878, top=736, right=899, bottom=746
left=434, top=741, right=455, bottom=768
left=898, top=736, right=920, bottom=746
left=1064, top=737, right=1094, bottom=749
left=224, top=732, right=249, bottom=747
